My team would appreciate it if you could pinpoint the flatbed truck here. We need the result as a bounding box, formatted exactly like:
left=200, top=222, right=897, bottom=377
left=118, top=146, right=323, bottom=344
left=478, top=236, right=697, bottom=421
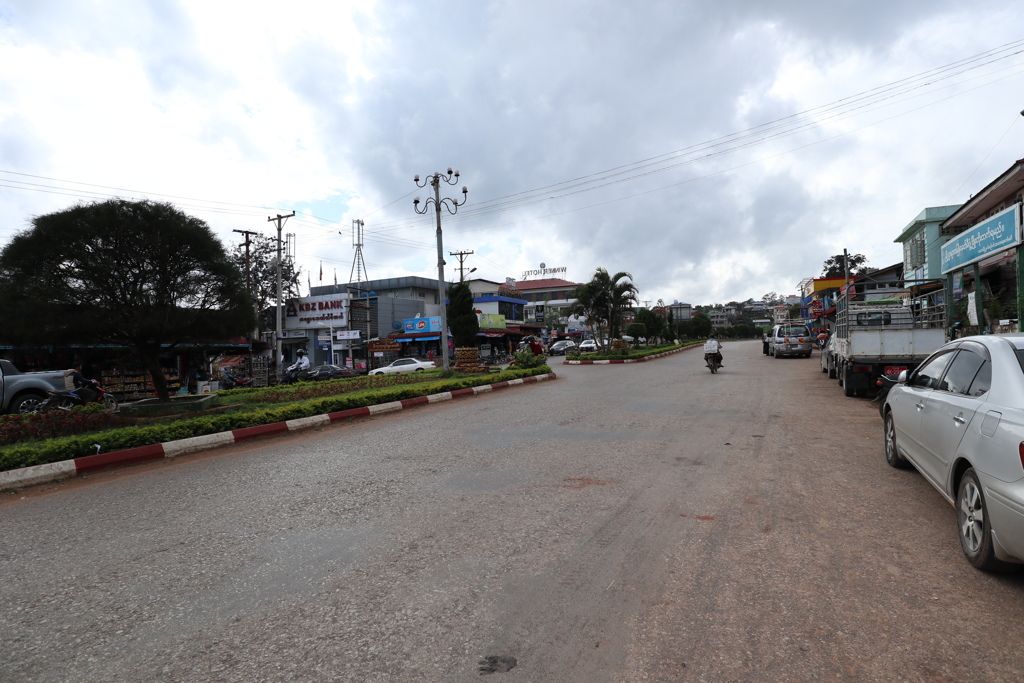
left=832, top=286, right=947, bottom=397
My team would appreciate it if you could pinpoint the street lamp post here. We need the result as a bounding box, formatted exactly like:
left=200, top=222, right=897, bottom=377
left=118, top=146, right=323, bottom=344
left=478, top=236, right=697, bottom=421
left=414, top=168, right=468, bottom=372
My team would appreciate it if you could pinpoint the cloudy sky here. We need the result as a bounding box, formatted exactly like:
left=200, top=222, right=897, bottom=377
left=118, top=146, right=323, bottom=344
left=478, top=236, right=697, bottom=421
left=2, top=1, right=1023, bottom=307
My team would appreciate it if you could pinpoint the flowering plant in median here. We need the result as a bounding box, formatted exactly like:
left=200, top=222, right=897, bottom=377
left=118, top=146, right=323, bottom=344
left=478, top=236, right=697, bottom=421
left=0, top=404, right=118, bottom=447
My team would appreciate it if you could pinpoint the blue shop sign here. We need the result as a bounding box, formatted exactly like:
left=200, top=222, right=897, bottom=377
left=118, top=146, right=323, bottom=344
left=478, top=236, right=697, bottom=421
left=403, top=316, right=442, bottom=333
left=941, top=205, right=1021, bottom=274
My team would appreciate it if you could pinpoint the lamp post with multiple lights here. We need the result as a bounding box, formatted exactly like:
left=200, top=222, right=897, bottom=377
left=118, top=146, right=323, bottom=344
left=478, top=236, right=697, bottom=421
left=413, top=168, right=468, bottom=372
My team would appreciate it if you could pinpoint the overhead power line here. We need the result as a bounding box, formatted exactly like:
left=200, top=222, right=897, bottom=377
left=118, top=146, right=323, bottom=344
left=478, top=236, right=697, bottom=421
left=1, top=39, right=1022, bottom=249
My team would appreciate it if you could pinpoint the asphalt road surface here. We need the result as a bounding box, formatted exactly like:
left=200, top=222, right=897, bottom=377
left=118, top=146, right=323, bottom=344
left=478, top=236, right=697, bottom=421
left=3, top=341, right=1023, bottom=682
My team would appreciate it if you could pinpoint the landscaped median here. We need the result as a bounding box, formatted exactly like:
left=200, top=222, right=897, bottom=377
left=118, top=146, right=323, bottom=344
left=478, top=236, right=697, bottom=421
left=0, top=366, right=556, bottom=491
left=563, top=342, right=701, bottom=365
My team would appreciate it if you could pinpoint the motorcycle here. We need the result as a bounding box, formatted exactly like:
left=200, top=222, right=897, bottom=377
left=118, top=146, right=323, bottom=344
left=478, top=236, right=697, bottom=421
left=704, top=352, right=722, bottom=374
left=40, top=380, right=118, bottom=413
left=872, top=374, right=899, bottom=417
left=219, top=372, right=254, bottom=390
left=281, top=367, right=309, bottom=384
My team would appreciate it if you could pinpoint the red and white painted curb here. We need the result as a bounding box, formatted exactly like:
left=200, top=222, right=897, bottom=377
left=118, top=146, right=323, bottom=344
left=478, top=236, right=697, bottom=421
left=0, top=373, right=557, bottom=491
left=563, top=344, right=699, bottom=365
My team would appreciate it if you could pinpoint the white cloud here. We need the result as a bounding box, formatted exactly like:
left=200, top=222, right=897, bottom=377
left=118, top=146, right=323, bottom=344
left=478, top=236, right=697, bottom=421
left=2, top=0, right=1023, bottom=306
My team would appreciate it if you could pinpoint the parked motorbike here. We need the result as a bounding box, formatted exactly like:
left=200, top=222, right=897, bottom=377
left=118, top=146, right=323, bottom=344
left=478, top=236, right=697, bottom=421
left=704, top=352, right=722, bottom=374
left=219, top=372, right=254, bottom=390
left=872, top=374, right=899, bottom=417
left=40, top=380, right=118, bottom=413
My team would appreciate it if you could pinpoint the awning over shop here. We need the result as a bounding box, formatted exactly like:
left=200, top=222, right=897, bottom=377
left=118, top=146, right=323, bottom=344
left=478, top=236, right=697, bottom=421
left=812, top=306, right=836, bottom=319
left=213, top=355, right=248, bottom=369
left=388, top=330, right=449, bottom=341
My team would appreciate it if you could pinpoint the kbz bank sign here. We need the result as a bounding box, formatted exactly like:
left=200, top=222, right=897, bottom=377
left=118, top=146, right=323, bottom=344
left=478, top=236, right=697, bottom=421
left=284, top=294, right=349, bottom=329
left=941, top=205, right=1022, bottom=274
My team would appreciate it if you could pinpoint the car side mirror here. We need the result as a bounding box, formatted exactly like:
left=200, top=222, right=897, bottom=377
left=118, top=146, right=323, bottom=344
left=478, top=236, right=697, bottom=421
left=897, top=369, right=908, bottom=383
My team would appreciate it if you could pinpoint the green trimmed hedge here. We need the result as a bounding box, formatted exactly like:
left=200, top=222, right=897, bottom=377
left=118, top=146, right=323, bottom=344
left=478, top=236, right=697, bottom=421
left=0, top=366, right=552, bottom=473
left=566, top=342, right=696, bottom=361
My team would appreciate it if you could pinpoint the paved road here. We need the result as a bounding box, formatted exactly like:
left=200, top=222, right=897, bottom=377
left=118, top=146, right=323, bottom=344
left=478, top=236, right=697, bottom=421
left=2, top=341, right=1023, bottom=682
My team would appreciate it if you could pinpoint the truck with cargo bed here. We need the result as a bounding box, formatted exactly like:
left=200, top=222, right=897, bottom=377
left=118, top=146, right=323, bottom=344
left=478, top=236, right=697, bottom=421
left=0, top=360, right=67, bottom=414
left=832, top=284, right=947, bottom=397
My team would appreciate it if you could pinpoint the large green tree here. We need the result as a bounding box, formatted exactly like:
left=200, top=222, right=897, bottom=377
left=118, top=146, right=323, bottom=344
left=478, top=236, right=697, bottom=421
left=821, top=253, right=870, bottom=278
left=0, top=199, right=255, bottom=400
left=633, top=307, right=665, bottom=343
left=691, top=312, right=712, bottom=338
left=446, top=279, right=479, bottom=348
left=229, top=233, right=301, bottom=332
left=665, top=308, right=676, bottom=342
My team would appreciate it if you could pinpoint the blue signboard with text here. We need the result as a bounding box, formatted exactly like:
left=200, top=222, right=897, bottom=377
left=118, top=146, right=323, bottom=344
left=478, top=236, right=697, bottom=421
left=941, top=204, right=1021, bottom=274
left=403, top=316, right=442, bottom=333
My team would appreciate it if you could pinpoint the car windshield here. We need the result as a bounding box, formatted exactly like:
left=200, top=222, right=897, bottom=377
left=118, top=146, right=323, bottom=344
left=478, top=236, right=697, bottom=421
left=781, top=326, right=809, bottom=336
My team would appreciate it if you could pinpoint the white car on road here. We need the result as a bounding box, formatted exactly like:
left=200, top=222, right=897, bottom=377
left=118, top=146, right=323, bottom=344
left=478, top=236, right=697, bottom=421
left=369, top=358, right=436, bottom=375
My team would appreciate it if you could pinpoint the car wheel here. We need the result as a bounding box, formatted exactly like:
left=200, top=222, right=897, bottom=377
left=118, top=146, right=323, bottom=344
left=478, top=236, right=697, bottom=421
left=957, top=469, right=1014, bottom=572
left=12, top=392, right=46, bottom=414
left=884, top=412, right=910, bottom=469
left=843, top=366, right=855, bottom=397
left=828, top=359, right=837, bottom=380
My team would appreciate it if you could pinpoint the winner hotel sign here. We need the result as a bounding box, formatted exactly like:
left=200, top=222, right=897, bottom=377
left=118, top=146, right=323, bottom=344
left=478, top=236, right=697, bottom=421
left=522, top=264, right=567, bottom=278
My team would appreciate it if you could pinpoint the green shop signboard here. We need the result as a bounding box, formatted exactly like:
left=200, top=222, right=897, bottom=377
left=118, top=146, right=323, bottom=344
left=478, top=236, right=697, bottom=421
left=941, top=204, right=1021, bottom=274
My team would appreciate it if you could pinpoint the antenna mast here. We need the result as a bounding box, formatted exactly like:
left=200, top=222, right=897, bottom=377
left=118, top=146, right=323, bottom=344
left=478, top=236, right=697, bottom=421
left=349, top=219, right=368, bottom=284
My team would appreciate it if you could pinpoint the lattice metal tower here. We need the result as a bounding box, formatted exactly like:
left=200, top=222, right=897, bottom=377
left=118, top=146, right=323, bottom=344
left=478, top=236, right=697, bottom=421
left=349, top=219, right=368, bottom=284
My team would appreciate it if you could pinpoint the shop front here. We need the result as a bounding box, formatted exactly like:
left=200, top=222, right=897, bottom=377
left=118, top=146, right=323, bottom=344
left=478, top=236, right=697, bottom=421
left=282, top=292, right=351, bottom=367
left=385, top=316, right=451, bottom=362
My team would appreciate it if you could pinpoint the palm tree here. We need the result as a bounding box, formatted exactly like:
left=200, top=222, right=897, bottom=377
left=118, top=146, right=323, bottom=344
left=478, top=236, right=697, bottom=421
left=568, top=268, right=638, bottom=349
left=606, top=270, right=638, bottom=339
left=567, top=280, right=606, bottom=346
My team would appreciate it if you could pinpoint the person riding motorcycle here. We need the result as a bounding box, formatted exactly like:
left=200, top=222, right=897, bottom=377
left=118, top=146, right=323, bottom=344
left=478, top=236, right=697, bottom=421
left=64, top=363, right=98, bottom=403
left=703, top=335, right=723, bottom=367
left=287, top=349, right=311, bottom=381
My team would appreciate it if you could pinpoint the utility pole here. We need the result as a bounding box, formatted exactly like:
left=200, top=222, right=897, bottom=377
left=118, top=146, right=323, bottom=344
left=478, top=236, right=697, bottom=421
left=268, top=212, right=295, bottom=383
left=414, top=169, right=468, bottom=372
left=233, top=228, right=261, bottom=344
left=232, top=229, right=259, bottom=293
left=450, top=249, right=475, bottom=281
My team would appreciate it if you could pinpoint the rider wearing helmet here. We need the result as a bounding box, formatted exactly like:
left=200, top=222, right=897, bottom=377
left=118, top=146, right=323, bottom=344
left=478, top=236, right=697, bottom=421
left=704, top=334, right=723, bottom=367
left=288, top=349, right=311, bottom=381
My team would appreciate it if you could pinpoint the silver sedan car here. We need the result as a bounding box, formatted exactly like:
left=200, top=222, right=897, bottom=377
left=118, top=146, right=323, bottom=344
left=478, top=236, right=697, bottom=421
left=882, top=334, right=1024, bottom=571
left=368, top=357, right=436, bottom=375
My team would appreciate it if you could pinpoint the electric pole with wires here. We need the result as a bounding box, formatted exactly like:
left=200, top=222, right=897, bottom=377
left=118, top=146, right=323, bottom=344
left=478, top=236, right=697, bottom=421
left=268, top=211, right=295, bottom=382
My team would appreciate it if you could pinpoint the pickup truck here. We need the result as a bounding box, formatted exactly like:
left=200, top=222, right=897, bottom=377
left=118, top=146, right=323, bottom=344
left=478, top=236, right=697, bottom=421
left=832, top=285, right=947, bottom=397
left=0, top=360, right=68, bottom=414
